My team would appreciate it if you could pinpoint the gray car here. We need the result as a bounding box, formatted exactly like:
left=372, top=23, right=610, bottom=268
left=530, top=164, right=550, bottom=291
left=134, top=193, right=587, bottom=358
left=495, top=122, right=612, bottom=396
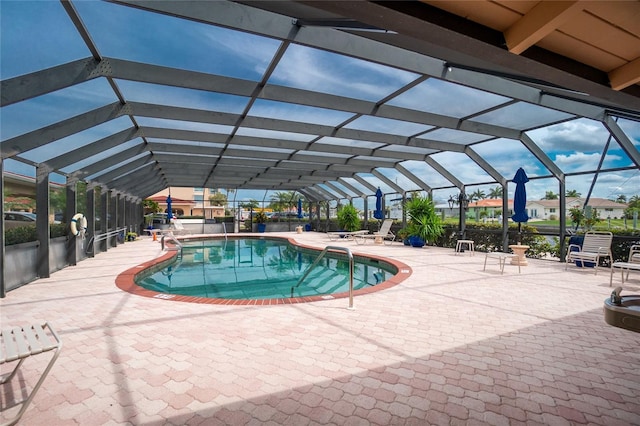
left=4, top=211, right=37, bottom=229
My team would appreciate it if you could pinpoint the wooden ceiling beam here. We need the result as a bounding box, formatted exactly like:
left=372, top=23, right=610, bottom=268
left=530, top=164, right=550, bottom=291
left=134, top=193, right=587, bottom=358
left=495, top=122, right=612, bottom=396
left=504, top=1, right=584, bottom=55
left=609, top=56, right=640, bottom=91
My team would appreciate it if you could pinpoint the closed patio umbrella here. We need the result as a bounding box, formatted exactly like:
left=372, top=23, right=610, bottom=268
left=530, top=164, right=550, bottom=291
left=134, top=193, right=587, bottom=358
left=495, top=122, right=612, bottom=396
left=511, top=168, right=529, bottom=243
left=374, top=188, right=384, bottom=220
left=166, top=195, right=173, bottom=220
left=297, top=198, right=303, bottom=219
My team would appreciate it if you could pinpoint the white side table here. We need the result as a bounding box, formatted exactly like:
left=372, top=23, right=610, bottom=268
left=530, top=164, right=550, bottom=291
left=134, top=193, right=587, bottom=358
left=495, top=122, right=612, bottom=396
left=455, top=240, right=475, bottom=256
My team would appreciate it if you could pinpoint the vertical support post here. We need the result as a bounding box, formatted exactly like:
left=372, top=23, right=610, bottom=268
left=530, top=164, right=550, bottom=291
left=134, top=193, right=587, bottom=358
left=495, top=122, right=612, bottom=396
left=325, top=201, right=331, bottom=231
left=401, top=192, right=407, bottom=229
left=459, top=189, right=467, bottom=240
left=0, top=158, right=6, bottom=298
left=363, top=196, right=368, bottom=229
left=110, top=191, right=118, bottom=247
left=502, top=184, right=509, bottom=252
left=65, top=177, right=78, bottom=266
left=86, top=186, right=95, bottom=258
left=36, top=166, right=51, bottom=278
left=559, top=178, right=567, bottom=261
left=315, top=202, right=320, bottom=231
left=101, top=188, right=109, bottom=252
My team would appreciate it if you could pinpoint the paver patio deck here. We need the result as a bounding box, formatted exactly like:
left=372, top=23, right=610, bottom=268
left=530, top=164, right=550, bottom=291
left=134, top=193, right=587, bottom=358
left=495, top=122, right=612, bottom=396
left=1, top=231, right=639, bottom=425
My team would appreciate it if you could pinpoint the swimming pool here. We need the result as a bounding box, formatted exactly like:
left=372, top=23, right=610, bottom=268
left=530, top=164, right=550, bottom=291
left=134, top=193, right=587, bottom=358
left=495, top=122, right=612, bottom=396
left=133, top=237, right=402, bottom=302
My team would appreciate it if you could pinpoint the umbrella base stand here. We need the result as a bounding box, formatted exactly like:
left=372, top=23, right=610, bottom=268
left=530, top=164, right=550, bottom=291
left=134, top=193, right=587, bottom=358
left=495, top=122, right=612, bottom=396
left=509, top=244, right=530, bottom=266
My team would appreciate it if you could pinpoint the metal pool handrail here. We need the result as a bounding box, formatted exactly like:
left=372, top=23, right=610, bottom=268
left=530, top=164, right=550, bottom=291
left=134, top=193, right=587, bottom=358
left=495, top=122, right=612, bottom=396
left=291, top=246, right=354, bottom=309
left=161, top=233, right=183, bottom=254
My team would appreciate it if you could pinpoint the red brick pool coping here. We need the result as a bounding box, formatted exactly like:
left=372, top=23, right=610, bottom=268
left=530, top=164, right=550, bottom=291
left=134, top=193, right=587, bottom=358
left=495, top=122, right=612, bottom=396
left=116, top=235, right=412, bottom=305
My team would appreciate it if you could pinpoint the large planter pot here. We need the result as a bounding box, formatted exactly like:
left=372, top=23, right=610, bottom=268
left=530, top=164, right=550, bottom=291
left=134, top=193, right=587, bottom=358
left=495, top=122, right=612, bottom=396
left=408, top=236, right=425, bottom=247
left=257, top=223, right=266, bottom=233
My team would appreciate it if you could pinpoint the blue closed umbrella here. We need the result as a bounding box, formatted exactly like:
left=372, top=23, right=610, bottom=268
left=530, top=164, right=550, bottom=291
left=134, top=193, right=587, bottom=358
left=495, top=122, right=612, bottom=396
left=297, top=198, right=303, bottom=219
left=511, top=168, right=529, bottom=241
left=374, top=188, right=384, bottom=220
left=166, top=195, right=173, bottom=220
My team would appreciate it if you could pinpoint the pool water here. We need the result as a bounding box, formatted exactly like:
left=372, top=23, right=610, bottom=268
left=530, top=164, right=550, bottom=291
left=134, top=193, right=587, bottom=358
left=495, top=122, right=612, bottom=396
left=136, top=237, right=397, bottom=300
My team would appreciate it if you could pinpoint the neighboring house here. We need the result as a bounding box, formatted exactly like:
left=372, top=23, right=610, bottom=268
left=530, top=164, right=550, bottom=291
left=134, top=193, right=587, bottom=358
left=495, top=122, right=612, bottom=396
left=149, top=188, right=225, bottom=219
left=3, top=171, right=65, bottom=219
left=526, top=197, right=628, bottom=220
left=467, top=199, right=514, bottom=221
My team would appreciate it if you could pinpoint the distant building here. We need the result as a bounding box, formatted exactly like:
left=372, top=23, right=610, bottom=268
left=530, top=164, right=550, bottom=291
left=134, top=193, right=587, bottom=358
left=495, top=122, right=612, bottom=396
left=2, top=171, right=64, bottom=213
left=527, top=197, right=628, bottom=220
left=148, top=188, right=225, bottom=219
left=467, top=199, right=514, bottom=221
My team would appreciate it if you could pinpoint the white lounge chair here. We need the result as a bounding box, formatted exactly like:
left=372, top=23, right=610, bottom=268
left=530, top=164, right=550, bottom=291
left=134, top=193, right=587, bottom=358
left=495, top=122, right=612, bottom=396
left=327, top=230, right=369, bottom=241
left=354, top=219, right=395, bottom=245
left=169, top=218, right=189, bottom=235
left=565, top=231, right=613, bottom=275
left=1, top=322, right=62, bottom=426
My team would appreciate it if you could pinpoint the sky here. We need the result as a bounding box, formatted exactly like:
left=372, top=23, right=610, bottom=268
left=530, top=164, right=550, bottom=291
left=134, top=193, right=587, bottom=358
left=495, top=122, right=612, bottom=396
left=1, top=0, right=639, bottom=208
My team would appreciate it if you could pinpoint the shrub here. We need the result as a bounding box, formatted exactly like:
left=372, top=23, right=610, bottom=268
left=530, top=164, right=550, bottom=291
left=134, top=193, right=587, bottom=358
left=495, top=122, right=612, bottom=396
left=5, top=223, right=69, bottom=246
left=336, top=204, right=360, bottom=232
left=4, top=225, right=37, bottom=246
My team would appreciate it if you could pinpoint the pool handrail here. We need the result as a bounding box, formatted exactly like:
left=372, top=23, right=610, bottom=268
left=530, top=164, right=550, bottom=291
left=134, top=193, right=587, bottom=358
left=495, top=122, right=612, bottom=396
left=161, top=233, right=183, bottom=255
left=291, top=245, right=354, bottom=309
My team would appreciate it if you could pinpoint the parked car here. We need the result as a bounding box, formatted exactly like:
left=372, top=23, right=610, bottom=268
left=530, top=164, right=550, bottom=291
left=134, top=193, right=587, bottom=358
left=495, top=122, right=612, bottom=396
left=4, top=211, right=37, bottom=229
left=4, top=211, right=61, bottom=229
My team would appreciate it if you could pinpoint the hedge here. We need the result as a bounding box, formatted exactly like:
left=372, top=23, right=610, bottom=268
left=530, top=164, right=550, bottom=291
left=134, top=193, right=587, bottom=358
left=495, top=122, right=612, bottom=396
left=4, top=223, right=69, bottom=246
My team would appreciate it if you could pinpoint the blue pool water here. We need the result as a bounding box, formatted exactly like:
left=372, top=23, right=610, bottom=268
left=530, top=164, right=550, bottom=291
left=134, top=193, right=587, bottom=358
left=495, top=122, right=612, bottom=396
left=136, top=237, right=397, bottom=300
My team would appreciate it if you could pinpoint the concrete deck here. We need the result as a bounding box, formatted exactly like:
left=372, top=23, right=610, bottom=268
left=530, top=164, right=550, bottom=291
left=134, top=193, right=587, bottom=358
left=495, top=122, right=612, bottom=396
left=2, top=232, right=639, bottom=425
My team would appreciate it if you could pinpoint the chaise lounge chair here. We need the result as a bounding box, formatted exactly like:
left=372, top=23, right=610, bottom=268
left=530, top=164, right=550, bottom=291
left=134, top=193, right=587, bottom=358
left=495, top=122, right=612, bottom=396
left=565, top=231, right=613, bottom=275
left=1, top=322, right=62, bottom=426
left=168, top=218, right=189, bottom=235
left=354, top=219, right=395, bottom=245
left=327, top=229, right=369, bottom=241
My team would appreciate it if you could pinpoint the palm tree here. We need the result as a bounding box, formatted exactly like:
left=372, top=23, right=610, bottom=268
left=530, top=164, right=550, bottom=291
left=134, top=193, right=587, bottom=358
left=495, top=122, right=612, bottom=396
left=488, top=186, right=503, bottom=199
left=470, top=189, right=486, bottom=202
left=269, top=191, right=301, bottom=213
left=616, top=194, right=627, bottom=203
left=542, top=191, right=558, bottom=200
left=566, top=189, right=581, bottom=198
left=240, top=199, right=259, bottom=209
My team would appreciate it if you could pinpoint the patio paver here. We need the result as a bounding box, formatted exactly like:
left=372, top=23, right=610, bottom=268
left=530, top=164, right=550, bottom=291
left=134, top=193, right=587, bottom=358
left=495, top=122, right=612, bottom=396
left=1, top=232, right=639, bottom=425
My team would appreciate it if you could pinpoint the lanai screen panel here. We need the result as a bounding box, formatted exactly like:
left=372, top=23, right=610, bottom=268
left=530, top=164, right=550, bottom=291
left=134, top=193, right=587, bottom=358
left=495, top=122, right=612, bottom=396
left=20, top=117, right=133, bottom=165
left=115, top=80, right=250, bottom=113
left=388, top=78, right=511, bottom=118
left=74, top=1, right=279, bottom=79
left=471, top=102, right=576, bottom=131
left=1, top=79, right=118, bottom=141
left=269, top=44, right=419, bottom=101
left=1, top=2, right=89, bottom=78
left=375, top=168, right=422, bottom=193
left=472, top=138, right=549, bottom=182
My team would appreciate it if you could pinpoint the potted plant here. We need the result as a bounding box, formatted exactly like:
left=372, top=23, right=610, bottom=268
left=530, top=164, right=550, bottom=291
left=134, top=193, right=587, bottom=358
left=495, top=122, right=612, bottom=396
left=255, top=211, right=268, bottom=233
left=397, top=227, right=410, bottom=245
left=336, top=204, right=361, bottom=233
left=404, top=195, right=443, bottom=247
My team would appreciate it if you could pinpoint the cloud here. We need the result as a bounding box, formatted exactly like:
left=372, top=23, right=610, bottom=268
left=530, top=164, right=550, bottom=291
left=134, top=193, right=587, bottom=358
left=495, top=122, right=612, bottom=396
left=269, top=44, right=416, bottom=101
left=248, top=99, right=353, bottom=126
left=553, top=152, right=602, bottom=173
left=389, top=78, right=509, bottom=118
left=529, top=119, right=610, bottom=152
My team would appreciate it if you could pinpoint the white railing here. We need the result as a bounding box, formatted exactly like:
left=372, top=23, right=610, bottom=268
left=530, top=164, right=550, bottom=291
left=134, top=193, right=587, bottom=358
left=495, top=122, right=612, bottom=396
left=291, top=246, right=354, bottom=309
